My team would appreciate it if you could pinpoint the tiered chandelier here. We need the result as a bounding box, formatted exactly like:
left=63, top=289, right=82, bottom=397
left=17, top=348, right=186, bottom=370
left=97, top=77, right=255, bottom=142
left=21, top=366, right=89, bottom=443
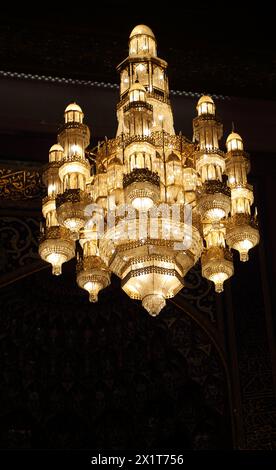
left=39, top=24, right=259, bottom=316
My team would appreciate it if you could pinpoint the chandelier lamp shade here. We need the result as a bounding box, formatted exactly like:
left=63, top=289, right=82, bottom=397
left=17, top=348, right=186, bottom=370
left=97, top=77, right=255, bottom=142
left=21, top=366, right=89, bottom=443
left=39, top=24, right=260, bottom=316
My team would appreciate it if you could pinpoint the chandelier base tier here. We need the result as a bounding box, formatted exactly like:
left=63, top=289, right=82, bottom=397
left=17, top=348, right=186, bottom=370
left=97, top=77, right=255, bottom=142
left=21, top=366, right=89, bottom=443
left=77, top=255, right=110, bottom=302
left=201, top=247, right=234, bottom=293
left=38, top=24, right=260, bottom=316
left=142, top=294, right=166, bottom=317
left=226, top=213, right=259, bottom=262
left=38, top=226, right=75, bottom=276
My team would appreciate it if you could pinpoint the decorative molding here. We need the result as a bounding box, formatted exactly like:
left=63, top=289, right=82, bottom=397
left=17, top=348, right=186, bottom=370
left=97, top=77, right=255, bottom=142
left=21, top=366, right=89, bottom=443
left=0, top=70, right=230, bottom=101
left=0, top=216, right=41, bottom=286
left=0, top=168, right=44, bottom=201
left=181, top=262, right=217, bottom=324
left=229, top=255, right=276, bottom=449
left=202, top=180, right=231, bottom=197
left=123, top=168, right=160, bottom=188
left=56, top=188, right=90, bottom=208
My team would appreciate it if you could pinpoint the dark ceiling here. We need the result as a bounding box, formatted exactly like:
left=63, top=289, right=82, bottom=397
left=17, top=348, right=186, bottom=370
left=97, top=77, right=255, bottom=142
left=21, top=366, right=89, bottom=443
left=1, top=2, right=275, bottom=100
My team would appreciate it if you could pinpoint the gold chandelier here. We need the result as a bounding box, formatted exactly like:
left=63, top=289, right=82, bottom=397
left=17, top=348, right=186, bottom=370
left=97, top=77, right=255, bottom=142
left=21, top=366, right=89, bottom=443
left=39, top=24, right=259, bottom=316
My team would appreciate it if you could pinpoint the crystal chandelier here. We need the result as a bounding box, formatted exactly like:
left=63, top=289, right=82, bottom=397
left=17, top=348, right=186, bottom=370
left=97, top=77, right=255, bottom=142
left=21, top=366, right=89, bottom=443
left=39, top=24, right=260, bottom=316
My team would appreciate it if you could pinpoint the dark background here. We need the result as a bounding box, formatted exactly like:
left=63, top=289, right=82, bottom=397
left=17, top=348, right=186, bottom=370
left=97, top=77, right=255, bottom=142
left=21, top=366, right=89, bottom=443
left=1, top=1, right=275, bottom=99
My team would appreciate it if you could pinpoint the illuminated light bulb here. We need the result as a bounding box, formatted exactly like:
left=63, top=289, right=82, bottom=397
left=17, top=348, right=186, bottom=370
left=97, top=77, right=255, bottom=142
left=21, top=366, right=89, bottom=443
left=63, top=218, right=84, bottom=232
left=48, top=183, right=56, bottom=195
left=71, top=144, right=81, bottom=155
left=209, top=272, right=229, bottom=293
left=235, top=239, right=253, bottom=262
left=84, top=281, right=103, bottom=303
left=131, top=196, right=154, bottom=211
left=143, top=128, right=151, bottom=136
left=46, top=252, right=67, bottom=276
left=206, top=208, right=226, bottom=221
left=142, top=294, right=166, bottom=317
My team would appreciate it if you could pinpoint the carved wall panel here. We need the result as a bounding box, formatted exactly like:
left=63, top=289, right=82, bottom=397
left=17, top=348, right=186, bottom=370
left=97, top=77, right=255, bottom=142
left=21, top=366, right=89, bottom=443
left=231, top=255, right=276, bottom=449
left=182, top=264, right=216, bottom=324
left=0, top=216, right=43, bottom=287
left=0, top=164, right=44, bottom=286
left=0, top=268, right=231, bottom=449
left=0, top=168, right=44, bottom=200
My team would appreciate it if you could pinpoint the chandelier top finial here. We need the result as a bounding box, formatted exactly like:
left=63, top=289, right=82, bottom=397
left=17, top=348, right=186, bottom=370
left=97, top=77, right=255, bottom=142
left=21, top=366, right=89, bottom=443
left=226, top=132, right=243, bottom=143
left=64, top=102, right=84, bottom=124
left=129, top=24, right=155, bottom=39
left=197, top=95, right=214, bottom=106
left=129, top=25, right=157, bottom=57
left=196, top=95, right=215, bottom=116
left=65, top=102, right=83, bottom=113
left=49, top=143, right=64, bottom=152
left=226, top=131, right=244, bottom=152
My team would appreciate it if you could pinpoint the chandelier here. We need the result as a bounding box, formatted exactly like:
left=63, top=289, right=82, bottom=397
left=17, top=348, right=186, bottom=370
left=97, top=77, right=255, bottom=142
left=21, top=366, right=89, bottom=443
left=39, top=24, right=259, bottom=316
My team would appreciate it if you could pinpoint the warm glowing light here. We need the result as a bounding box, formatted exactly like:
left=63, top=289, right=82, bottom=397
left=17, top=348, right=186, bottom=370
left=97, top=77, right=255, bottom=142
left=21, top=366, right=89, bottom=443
left=197, top=95, right=215, bottom=116
left=210, top=272, right=228, bottom=293
left=39, top=24, right=259, bottom=317
left=131, top=196, right=154, bottom=211
left=234, top=239, right=253, bottom=262
left=83, top=281, right=103, bottom=303
left=46, top=253, right=67, bottom=276
left=71, top=144, right=81, bottom=154
left=143, top=128, right=151, bottom=136
left=206, top=208, right=226, bottom=220
left=64, top=218, right=84, bottom=231
left=48, top=183, right=56, bottom=195
left=142, top=294, right=166, bottom=317
left=226, top=132, right=244, bottom=152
